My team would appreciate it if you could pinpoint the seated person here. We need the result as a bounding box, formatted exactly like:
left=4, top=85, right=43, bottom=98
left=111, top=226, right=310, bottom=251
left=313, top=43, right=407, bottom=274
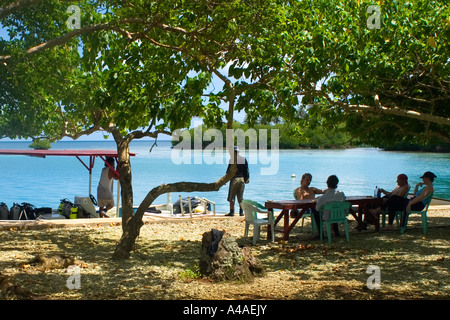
left=295, top=173, right=325, bottom=200
left=312, top=175, right=345, bottom=237
left=381, top=172, right=435, bottom=230
left=382, top=174, right=409, bottom=229
left=291, top=173, right=324, bottom=218
left=379, top=174, right=410, bottom=200
left=400, top=171, right=436, bottom=227
left=368, top=174, right=409, bottom=229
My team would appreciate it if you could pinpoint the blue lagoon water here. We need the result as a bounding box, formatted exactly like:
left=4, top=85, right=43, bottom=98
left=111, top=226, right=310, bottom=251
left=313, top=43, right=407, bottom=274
left=0, top=140, right=449, bottom=213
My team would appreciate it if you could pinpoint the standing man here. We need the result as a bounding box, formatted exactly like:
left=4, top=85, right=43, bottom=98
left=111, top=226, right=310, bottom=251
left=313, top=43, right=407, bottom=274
left=225, top=146, right=249, bottom=216
left=97, top=157, right=119, bottom=218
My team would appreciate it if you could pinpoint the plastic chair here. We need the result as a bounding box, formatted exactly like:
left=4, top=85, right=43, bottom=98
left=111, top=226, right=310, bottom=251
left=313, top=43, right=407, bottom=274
left=319, top=201, right=352, bottom=243
left=400, top=192, right=433, bottom=234
left=381, top=185, right=410, bottom=229
left=240, top=199, right=275, bottom=245
left=293, top=190, right=317, bottom=233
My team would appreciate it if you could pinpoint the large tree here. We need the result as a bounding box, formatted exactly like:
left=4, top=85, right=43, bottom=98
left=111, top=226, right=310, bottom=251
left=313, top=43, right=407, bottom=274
left=281, top=0, right=450, bottom=145
left=0, top=0, right=294, bottom=259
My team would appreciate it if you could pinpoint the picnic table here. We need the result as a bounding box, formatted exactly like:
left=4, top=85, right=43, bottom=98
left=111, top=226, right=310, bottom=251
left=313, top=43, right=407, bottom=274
left=264, top=196, right=383, bottom=241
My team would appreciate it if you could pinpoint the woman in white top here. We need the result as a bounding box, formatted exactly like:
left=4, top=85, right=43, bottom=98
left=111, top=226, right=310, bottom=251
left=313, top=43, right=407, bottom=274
left=97, top=157, right=119, bottom=217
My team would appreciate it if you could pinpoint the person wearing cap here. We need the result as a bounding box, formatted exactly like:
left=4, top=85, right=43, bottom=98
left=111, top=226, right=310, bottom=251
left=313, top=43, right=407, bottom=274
left=400, top=171, right=436, bottom=226
left=225, top=146, right=249, bottom=216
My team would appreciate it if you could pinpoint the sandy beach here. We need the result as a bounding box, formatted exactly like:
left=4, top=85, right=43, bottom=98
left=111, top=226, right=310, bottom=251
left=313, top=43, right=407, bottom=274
left=0, top=208, right=449, bottom=300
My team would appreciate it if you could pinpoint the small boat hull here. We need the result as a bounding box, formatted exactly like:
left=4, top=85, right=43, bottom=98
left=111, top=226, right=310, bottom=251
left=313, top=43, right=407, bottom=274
left=430, top=197, right=450, bottom=206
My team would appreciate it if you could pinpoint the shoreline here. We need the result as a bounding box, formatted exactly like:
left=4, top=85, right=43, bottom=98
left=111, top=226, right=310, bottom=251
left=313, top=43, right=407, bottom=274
left=0, top=214, right=230, bottom=231
left=1, top=205, right=449, bottom=232
left=2, top=140, right=450, bottom=153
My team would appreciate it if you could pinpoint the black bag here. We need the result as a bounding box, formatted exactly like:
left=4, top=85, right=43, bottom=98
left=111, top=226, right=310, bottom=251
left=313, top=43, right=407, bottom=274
left=0, top=202, right=9, bottom=220
left=10, top=203, right=21, bottom=220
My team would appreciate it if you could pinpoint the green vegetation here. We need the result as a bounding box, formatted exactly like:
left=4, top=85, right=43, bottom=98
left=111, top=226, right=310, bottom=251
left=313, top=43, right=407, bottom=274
left=179, top=266, right=202, bottom=282
left=380, top=141, right=450, bottom=153
left=28, top=139, right=51, bottom=150
left=172, top=122, right=352, bottom=150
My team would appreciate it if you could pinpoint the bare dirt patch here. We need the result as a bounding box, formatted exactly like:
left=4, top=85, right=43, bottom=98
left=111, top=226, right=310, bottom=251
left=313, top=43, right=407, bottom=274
left=0, top=210, right=448, bottom=300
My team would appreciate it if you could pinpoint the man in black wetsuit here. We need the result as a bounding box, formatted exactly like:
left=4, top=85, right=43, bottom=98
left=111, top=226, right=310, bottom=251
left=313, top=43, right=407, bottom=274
left=225, top=146, right=249, bottom=216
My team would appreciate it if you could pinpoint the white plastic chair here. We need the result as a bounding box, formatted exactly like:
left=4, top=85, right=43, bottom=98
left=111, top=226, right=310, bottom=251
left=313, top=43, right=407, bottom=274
left=240, top=200, right=275, bottom=245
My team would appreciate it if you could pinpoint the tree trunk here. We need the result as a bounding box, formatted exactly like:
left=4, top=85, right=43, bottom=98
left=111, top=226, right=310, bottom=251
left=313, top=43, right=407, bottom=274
left=112, top=92, right=239, bottom=260
left=116, top=139, right=134, bottom=231
left=110, top=129, right=134, bottom=231
left=199, top=230, right=263, bottom=282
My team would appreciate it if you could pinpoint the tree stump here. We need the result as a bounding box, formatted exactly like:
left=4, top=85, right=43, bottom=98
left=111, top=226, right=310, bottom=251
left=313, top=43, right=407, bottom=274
left=199, top=229, right=263, bottom=282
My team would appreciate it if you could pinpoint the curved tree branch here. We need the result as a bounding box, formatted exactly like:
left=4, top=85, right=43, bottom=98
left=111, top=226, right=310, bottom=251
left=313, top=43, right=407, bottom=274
left=345, top=103, right=450, bottom=127
left=112, top=165, right=237, bottom=260
left=0, top=0, right=44, bottom=19
left=0, top=18, right=146, bottom=62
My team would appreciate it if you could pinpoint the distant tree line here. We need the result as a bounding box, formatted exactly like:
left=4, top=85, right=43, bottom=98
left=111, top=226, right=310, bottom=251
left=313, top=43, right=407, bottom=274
left=172, top=119, right=450, bottom=152
left=171, top=121, right=353, bottom=150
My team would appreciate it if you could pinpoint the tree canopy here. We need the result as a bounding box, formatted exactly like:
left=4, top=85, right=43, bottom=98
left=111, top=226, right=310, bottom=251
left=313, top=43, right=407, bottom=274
left=281, top=0, right=450, bottom=145
left=1, top=0, right=448, bottom=145
left=0, top=0, right=449, bottom=258
left=1, top=0, right=298, bottom=258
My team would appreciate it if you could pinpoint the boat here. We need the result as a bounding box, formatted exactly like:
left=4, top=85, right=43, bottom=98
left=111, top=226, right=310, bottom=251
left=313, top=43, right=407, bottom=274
left=115, top=193, right=217, bottom=219
left=430, top=197, right=450, bottom=207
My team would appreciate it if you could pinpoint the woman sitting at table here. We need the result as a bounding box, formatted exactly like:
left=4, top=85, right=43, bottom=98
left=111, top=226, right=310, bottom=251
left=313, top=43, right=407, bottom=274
left=400, top=171, right=436, bottom=228
left=291, top=173, right=324, bottom=218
